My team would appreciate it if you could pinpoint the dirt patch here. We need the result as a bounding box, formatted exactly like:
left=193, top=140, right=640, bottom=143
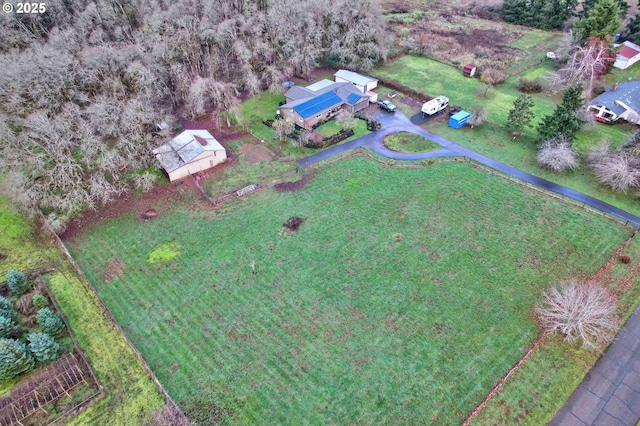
left=238, top=144, right=274, bottom=165
left=140, top=208, right=158, bottom=221
left=273, top=174, right=311, bottom=192
left=283, top=217, right=305, bottom=232
left=103, top=258, right=126, bottom=283
left=0, top=254, right=6, bottom=263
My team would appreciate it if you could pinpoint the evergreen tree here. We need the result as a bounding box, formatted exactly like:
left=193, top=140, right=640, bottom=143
left=574, top=0, right=623, bottom=42
left=624, top=14, right=640, bottom=44
left=0, top=297, right=12, bottom=312
left=507, top=95, right=536, bottom=137
left=581, top=0, right=628, bottom=17
left=538, top=85, right=585, bottom=143
left=0, top=317, right=19, bottom=339
left=0, top=338, right=34, bottom=381
left=502, top=0, right=578, bottom=30
left=5, top=270, right=30, bottom=296
left=27, top=333, right=60, bottom=364
left=36, top=308, right=65, bottom=336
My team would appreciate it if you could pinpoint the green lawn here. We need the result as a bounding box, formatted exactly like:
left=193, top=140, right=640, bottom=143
left=0, top=196, right=165, bottom=425
left=373, top=55, right=640, bottom=216
left=384, top=131, right=441, bottom=153
left=239, top=90, right=283, bottom=141
left=68, top=156, right=631, bottom=424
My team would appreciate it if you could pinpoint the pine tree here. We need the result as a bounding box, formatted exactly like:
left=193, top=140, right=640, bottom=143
left=581, top=0, right=628, bottom=17
left=27, top=333, right=60, bottom=364
left=507, top=95, right=536, bottom=137
left=0, top=338, right=34, bottom=381
left=5, top=270, right=30, bottom=296
left=0, top=297, right=12, bottom=312
left=574, top=0, right=623, bottom=42
left=538, top=85, right=584, bottom=143
left=502, top=0, right=578, bottom=30
left=624, top=14, right=640, bottom=44
left=0, top=317, right=19, bottom=339
left=36, top=308, right=65, bottom=336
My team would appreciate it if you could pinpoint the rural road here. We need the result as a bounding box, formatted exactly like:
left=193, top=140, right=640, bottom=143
left=297, top=109, right=640, bottom=425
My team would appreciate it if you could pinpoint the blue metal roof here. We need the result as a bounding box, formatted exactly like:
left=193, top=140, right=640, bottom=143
left=293, top=91, right=343, bottom=119
left=347, top=93, right=362, bottom=105
left=451, top=111, right=471, bottom=120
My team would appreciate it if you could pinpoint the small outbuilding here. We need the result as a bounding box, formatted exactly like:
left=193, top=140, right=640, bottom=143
left=463, top=64, right=477, bottom=78
left=614, top=41, right=640, bottom=70
left=153, top=130, right=227, bottom=182
left=449, top=111, right=471, bottom=129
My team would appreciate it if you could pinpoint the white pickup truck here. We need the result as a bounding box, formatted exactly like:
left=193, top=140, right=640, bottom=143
left=421, top=96, right=449, bottom=116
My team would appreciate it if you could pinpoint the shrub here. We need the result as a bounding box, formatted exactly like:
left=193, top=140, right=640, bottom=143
left=32, top=294, right=47, bottom=309
left=27, top=333, right=60, bottom=364
left=468, top=106, right=488, bottom=128
left=590, top=152, right=640, bottom=193
left=537, top=281, right=619, bottom=351
left=481, top=68, right=507, bottom=85
left=0, top=309, right=18, bottom=323
left=476, top=83, right=493, bottom=98
left=517, top=77, right=543, bottom=93
left=6, top=270, right=30, bottom=296
left=537, top=137, right=579, bottom=172
left=0, top=338, right=34, bottom=381
left=619, top=255, right=631, bottom=264
left=36, top=308, right=65, bottom=336
left=0, top=297, right=12, bottom=312
left=304, top=129, right=355, bottom=149
left=0, top=316, right=19, bottom=339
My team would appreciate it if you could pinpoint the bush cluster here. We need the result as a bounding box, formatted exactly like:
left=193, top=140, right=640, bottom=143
left=304, top=129, right=355, bottom=149
left=517, top=77, right=543, bottom=93
left=354, top=114, right=381, bottom=131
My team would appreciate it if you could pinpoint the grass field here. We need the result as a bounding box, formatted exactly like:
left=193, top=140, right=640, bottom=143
left=68, top=156, right=631, bottom=424
left=373, top=55, right=640, bottom=216
left=0, top=196, right=165, bottom=425
left=384, top=132, right=441, bottom=153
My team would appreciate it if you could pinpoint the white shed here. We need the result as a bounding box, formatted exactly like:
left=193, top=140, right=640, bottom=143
left=334, top=69, right=379, bottom=101
left=153, top=130, right=227, bottom=182
left=614, top=41, right=640, bottom=70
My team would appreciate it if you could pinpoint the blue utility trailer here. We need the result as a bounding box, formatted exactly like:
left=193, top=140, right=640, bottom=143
left=449, top=110, right=471, bottom=129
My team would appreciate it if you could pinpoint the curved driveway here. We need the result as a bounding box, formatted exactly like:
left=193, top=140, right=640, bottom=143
left=298, top=110, right=640, bottom=425
left=298, top=111, right=640, bottom=227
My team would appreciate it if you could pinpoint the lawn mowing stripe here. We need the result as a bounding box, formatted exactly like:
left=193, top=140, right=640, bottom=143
left=68, top=158, right=630, bottom=424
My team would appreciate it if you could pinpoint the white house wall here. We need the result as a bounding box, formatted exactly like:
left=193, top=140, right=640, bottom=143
left=167, top=151, right=227, bottom=182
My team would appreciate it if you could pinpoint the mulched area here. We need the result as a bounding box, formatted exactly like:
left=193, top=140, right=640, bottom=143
left=283, top=217, right=305, bottom=232
left=273, top=173, right=312, bottom=192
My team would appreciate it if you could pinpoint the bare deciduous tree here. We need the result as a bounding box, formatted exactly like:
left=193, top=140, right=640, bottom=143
left=552, top=37, right=615, bottom=94
left=590, top=152, right=640, bottom=193
left=468, top=106, right=488, bottom=128
left=537, top=281, right=619, bottom=351
left=537, top=137, right=579, bottom=172
left=272, top=118, right=295, bottom=142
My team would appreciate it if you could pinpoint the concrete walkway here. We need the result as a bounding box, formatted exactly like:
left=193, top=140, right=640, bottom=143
left=297, top=110, right=640, bottom=425
left=298, top=111, right=640, bottom=227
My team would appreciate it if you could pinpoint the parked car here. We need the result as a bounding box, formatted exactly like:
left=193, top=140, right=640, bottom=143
left=377, top=100, right=397, bottom=112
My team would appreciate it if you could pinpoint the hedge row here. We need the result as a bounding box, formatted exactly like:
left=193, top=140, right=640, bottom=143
left=304, top=128, right=355, bottom=149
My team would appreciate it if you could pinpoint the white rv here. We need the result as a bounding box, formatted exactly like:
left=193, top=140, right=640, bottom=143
left=421, top=96, right=449, bottom=116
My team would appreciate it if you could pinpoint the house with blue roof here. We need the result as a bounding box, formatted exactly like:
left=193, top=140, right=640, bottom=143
left=588, top=81, right=640, bottom=125
left=279, top=79, right=371, bottom=130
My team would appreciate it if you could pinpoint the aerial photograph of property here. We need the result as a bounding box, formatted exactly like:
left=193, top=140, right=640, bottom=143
left=2, top=0, right=640, bottom=424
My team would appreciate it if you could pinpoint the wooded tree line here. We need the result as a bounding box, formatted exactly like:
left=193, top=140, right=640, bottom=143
left=0, top=0, right=388, bottom=231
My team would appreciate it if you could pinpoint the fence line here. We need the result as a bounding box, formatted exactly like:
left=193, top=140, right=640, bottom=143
left=37, top=212, right=188, bottom=422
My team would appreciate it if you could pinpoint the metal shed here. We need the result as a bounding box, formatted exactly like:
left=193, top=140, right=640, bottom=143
left=449, top=111, right=471, bottom=129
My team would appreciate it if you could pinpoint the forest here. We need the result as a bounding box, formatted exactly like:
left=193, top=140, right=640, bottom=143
left=0, top=0, right=388, bottom=231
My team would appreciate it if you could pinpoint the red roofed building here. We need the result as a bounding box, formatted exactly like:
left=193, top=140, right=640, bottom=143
left=614, top=41, right=640, bottom=70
